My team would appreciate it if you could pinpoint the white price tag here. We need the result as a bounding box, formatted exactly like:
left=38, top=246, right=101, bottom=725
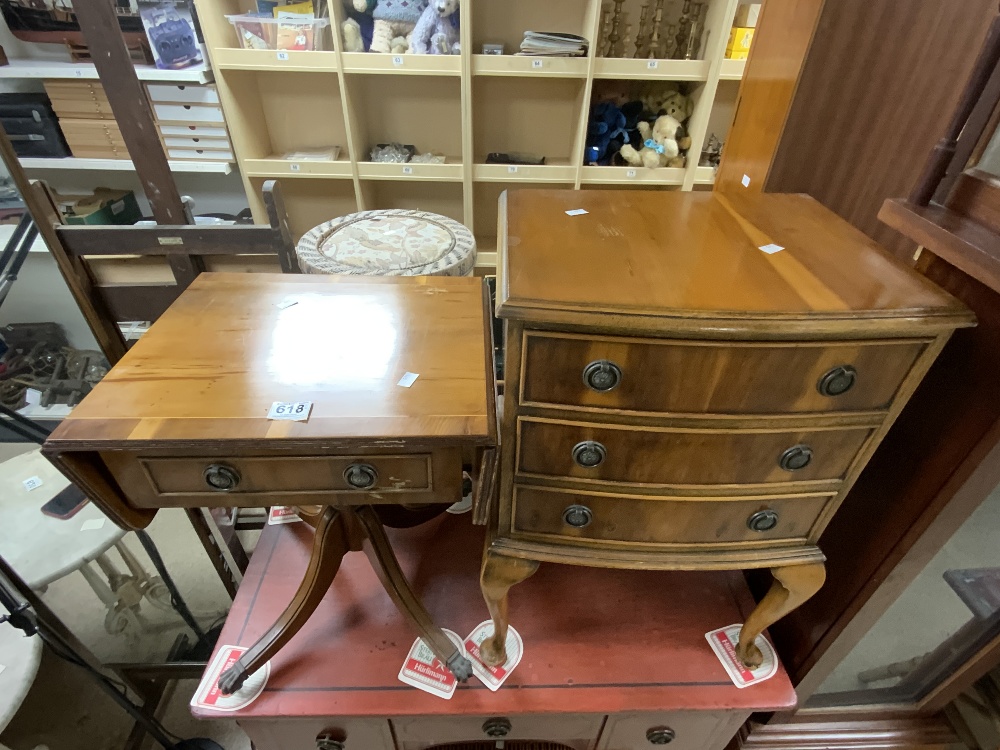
left=24, top=387, right=41, bottom=406
left=532, top=59, right=543, bottom=69
left=647, top=59, right=659, bottom=69
left=397, top=372, right=419, bottom=387
left=74, top=69, right=84, bottom=77
left=759, top=243, right=784, bottom=255
left=276, top=299, right=298, bottom=309
left=626, top=169, right=637, bottom=178
left=81, top=519, right=106, bottom=532
left=277, top=51, right=289, bottom=61
left=267, top=401, right=313, bottom=421
left=507, top=165, right=518, bottom=174
left=741, top=174, right=751, bottom=187
left=392, top=55, right=404, bottom=66
left=565, top=208, right=589, bottom=216
left=402, top=166, right=413, bottom=175
left=22, top=476, right=42, bottom=491
left=289, top=163, right=300, bottom=172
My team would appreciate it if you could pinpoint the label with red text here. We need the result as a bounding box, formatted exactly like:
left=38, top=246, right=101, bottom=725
left=191, top=646, right=270, bottom=711
left=397, top=629, right=466, bottom=700
left=464, top=620, right=523, bottom=691
left=706, top=624, right=777, bottom=688
left=267, top=506, right=302, bottom=525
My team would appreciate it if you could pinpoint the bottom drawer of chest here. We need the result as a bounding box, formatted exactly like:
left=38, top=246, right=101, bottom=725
left=511, top=486, right=833, bottom=546
left=101, top=449, right=462, bottom=508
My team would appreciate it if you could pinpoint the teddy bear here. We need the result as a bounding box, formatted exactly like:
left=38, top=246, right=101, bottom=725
left=586, top=101, right=628, bottom=165
left=619, top=115, right=689, bottom=169
left=411, top=0, right=460, bottom=54
left=640, top=84, right=694, bottom=124
left=365, top=0, right=427, bottom=54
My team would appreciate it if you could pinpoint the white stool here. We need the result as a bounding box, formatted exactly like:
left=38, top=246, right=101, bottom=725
left=296, top=209, right=476, bottom=277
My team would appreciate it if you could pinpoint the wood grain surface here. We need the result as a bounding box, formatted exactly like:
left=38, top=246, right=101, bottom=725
left=46, top=273, right=494, bottom=449
left=497, top=191, right=970, bottom=337
left=192, top=514, right=797, bottom=720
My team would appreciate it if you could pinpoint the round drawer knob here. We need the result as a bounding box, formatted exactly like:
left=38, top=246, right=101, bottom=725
left=818, top=365, right=858, bottom=397
left=344, top=463, right=378, bottom=489
left=748, top=509, right=779, bottom=532
left=563, top=504, right=594, bottom=528
left=779, top=444, right=813, bottom=471
left=203, top=464, right=240, bottom=491
left=482, top=717, right=512, bottom=738
left=583, top=359, right=622, bottom=392
left=572, top=440, right=607, bottom=468
left=647, top=726, right=676, bottom=745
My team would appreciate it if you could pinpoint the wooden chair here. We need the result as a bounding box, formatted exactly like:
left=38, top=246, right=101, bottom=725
left=36, top=178, right=298, bottom=364
left=33, top=178, right=300, bottom=598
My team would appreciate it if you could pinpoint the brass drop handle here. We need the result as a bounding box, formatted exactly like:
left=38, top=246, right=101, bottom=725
left=647, top=726, right=676, bottom=745
left=482, top=717, right=512, bottom=738
left=818, top=365, right=857, bottom=397
left=779, top=444, right=813, bottom=471
left=344, top=463, right=378, bottom=489
left=203, top=464, right=240, bottom=491
left=316, top=729, right=347, bottom=750
left=572, top=440, right=607, bottom=468
left=747, top=509, right=779, bottom=532
left=583, top=359, right=622, bottom=392
left=563, top=504, right=594, bottom=528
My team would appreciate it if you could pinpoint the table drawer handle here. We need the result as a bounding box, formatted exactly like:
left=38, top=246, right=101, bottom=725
left=563, top=504, right=594, bottom=528
left=483, top=717, right=511, bottom=738
left=747, top=509, right=779, bottom=532
left=647, top=726, right=676, bottom=744
left=583, top=359, right=622, bottom=392
left=203, top=464, right=240, bottom=491
left=344, top=463, right=378, bottom=490
left=818, top=365, right=858, bottom=396
left=572, top=440, right=607, bottom=468
left=316, top=729, right=347, bottom=750
left=779, top=444, right=813, bottom=471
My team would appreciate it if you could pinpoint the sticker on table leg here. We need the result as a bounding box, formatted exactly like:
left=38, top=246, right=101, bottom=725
left=464, top=620, right=523, bottom=691
left=705, top=624, right=778, bottom=688
left=191, top=646, right=269, bottom=711
left=267, top=506, right=302, bottom=525
left=397, top=629, right=466, bottom=700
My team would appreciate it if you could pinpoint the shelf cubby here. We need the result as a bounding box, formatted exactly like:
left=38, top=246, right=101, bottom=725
left=361, top=181, right=465, bottom=224
left=348, top=75, right=464, bottom=165
left=250, top=177, right=359, bottom=240
left=471, top=0, right=596, bottom=55
left=474, top=77, right=586, bottom=178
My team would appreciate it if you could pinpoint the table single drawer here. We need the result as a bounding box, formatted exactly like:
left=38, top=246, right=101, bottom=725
left=100, top=450, right=462, bottom=508
left=597, top=711, right=747, bottom=750
left=521, top=332, right=925, bottom=415
left=517, top=417, right=872, bottom=487
left=512, top=486, right=831, bottom=545
left=392, top=713, right=601, bottom=749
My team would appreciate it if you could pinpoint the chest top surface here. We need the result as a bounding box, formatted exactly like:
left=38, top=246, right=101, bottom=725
left=48, top=273, right=493, bottom=448
left=498, top=190, right=972, bottom=336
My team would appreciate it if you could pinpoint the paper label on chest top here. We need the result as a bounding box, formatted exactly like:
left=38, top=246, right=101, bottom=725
left=397, top=629, right=466, bottom=700
left=706, top=624, right=778, bottom=688
left=465, top=621, right=523, bottom=691
left=266, top=401, right=312, bottom=421
left=191, top=645, right=270, bottom=711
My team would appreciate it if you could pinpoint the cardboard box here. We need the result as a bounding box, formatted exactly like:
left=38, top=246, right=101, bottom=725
left=734, top=3, right=761, bottom=28
left=726, top=27, right=755, bottom=60
left=57, top=188, right=142, bottom=226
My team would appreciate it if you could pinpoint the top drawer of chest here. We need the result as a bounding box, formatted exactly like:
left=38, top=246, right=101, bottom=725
left=519, top=332, right=926, bottom=415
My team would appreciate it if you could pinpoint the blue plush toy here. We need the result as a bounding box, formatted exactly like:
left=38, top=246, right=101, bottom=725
left=585, top=101, right=628, bottom=166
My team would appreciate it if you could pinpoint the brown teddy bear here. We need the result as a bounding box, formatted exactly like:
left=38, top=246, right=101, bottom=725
left=619, top=115, right=690, bottom=169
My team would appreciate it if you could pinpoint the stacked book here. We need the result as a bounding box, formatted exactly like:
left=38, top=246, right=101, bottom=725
left=518, top=31, right=589, bottom=57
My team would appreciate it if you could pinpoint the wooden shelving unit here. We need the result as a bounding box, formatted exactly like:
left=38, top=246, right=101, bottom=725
left=194, top=0, right=746, bottom=272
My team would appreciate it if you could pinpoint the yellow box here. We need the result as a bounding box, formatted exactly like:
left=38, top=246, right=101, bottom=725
left=726, top=27, right=754, bottom=59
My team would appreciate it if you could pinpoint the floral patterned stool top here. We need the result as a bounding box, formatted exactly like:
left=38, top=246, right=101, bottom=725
left=296, top=209, right=477, bottom=277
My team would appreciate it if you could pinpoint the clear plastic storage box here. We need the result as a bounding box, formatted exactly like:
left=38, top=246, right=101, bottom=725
left=226, top=14, right=330, bottom=51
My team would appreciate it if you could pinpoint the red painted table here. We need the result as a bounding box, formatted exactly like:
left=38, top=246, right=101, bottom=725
left=193, top=515, right=796, bottom=750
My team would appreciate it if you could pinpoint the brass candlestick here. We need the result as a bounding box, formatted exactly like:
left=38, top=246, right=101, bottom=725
left=607, top=0, right=625, bottom=58
left=647, top=0, right=665, bottom=59
left=633, top=3, right=652, bottom=58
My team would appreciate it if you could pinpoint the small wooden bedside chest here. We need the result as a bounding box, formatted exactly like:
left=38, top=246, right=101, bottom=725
left=479, top=190, right=974, bottom=669
left=43, top=272, right=496, bottom=691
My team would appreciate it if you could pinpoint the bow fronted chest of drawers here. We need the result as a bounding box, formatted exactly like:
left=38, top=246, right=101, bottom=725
left=478, top=190, right=975, bottom=669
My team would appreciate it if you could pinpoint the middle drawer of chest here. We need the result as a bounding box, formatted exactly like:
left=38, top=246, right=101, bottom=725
left=516, top=418, right=872, bottom=487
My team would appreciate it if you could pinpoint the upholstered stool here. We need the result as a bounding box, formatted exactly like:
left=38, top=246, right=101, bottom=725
left=296, top=209, right=477, bottom=277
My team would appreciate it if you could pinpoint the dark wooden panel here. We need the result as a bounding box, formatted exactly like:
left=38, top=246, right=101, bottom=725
left=771, top=253, right=1000, bottom=682
left=101, top=284, right=181, bottom=322
left=57, top=225, right=287, bottom=257
left=765, top=0, right=997, bottom=259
